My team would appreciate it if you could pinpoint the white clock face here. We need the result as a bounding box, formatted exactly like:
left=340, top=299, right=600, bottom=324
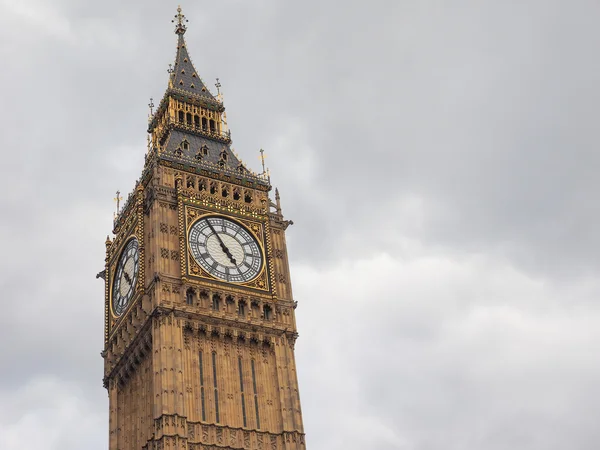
left=188, top=216, right=263, bottom=283
left=112, top=238, right=139, bottom=317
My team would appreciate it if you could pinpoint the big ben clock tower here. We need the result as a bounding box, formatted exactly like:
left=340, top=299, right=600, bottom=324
left=101, top=8, right=306, bottom=450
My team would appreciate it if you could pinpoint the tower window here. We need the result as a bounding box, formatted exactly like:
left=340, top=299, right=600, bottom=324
left=251, top=359, right=260, bottom=429
left=181, top=139, right=189, bottom=151
left=186, top=113, right=192, bottom=125
left=178, top=111, right=184, bottom=123
left=263, top=305, right=272, bottom=321
left=244, top=192, right=252, bottom=203
left=199, top=351, right=206, bottom=422
left=238, top=357, right=248, bottom=428
left=194, top=115, right=200, bottom=128
left=198, top=180, right=206, bottom=191
left=233, top=189, right=240, bottom=201
left=212, top=352, right=220, bottom=423
left=221, top=187, right=229, bottom=198
left=210, top=119, right=216, bottom=132
left=186, top=288, right=194, bottom=305
left=200, top=290, right=209, bottom=307
left=202, top=117, right=207, bottom=130
left=226, top=295, right=235, bottom=313
left=238, top=300, right=246, bottom=317
left=210, top=182, right=217, bottom=195
left=212, top=294, right=221, bottom=311
left=201, top=145, right=209, bottom=156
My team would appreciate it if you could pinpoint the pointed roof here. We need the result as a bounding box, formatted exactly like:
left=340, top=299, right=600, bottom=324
left=170, top=32, right=216, bottom=102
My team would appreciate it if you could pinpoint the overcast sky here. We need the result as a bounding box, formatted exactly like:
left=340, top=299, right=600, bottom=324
left=1, top=1, right=600, bottom=449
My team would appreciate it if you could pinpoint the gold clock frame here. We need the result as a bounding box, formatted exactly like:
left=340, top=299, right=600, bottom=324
left=181, top=204, right=271, bottom=293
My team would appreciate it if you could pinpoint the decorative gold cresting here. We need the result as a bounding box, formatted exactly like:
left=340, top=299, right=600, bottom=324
left=173, top=5, right=188, bottom=35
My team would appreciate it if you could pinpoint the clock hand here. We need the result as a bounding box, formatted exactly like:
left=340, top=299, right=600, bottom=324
left=123, top=271, right=132, bottom=286
left=206, top=220, right=237, bottom=265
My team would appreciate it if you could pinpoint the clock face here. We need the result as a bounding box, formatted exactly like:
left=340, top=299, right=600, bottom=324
left=188, top=216, right=263, bottom=283
left=112, top=238, right=140, bottom=317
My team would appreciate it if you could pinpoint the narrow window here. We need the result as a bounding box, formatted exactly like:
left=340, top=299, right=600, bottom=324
left=233, top=189, right=241, bottom=201
left=210, top=119, right=216, bottom=132
left=212, top=352, right=220, bottom=423
left=238, top=357, right=247, bottom=428
left=251, top=359, right=260, bottom=429
left=202, top=117, right=208, bottom=130
left=186, top=289, right=194, bottom=305
left=186, top=112, right=192, bottom=125
left=199, top=351, right=206, bottom=421
left=194, top=115, right=200, bottom=128
left=178, top=111, right=184, bottom=123
left=212, top=294, right=220, bottom=311
left=244, top=192, right=252, bottom=203
left=210, top=183, right=217, bottom=195
left=238, top=301, right=246, bottom=317
left=263, top=305, right=272, bottom=321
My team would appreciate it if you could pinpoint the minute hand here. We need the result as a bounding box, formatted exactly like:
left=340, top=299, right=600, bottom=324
left=206, top=220, right=237, bottom=264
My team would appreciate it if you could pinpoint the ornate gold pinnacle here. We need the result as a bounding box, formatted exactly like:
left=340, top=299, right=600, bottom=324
left=172, top=5, right=188, bottom=35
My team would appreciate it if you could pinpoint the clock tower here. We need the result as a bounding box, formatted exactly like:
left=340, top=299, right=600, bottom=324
left=101, top=8, right=305, bottom=450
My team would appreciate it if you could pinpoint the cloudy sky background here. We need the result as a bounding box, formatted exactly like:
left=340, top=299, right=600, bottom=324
left=1, top=0, right=599, bottom=449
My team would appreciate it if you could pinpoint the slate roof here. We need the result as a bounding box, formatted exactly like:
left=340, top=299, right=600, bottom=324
left=164, top=130, right=241, bottom=169
left=170, top=34, right=216, bottom=102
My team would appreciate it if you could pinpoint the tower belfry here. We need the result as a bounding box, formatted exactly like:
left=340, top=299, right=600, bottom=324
left=101, top=8, right=305, bottom=450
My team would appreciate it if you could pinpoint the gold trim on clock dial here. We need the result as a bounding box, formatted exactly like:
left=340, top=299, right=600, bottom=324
left=188, top=216, right=263, bottom=283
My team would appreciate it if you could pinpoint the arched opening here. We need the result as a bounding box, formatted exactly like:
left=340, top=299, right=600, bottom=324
left=186, top=288, right=194, bottom=306
left=226, top=295, right=235, bottom=314
left=178, top=111, right=184, bottom=123
left=186, top=113, right=192, bottom=125
left=263, top=304, right=272, bottom=321
left=199, top=290, right=209, bottom=307
left=194, top=115, right=200, bottom=128
left=238, top=300, right=247, bottom=317
left=212, top=294, right=221, bottom=311
left=202, top=117, right=208, bottom=130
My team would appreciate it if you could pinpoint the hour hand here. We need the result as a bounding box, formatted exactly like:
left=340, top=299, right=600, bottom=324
left=123, top=271, right=132, bottom=286
left=220, top=242, right=237, bottom=265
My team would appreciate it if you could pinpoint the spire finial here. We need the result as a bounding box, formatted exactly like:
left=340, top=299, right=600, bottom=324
left=173, top=5, right=188, bottom=35
left=215, top=78, right=221, bottom=95
left=259, top=148, right=266, bottom=175
left=113, top=190, right=123, bottom=218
